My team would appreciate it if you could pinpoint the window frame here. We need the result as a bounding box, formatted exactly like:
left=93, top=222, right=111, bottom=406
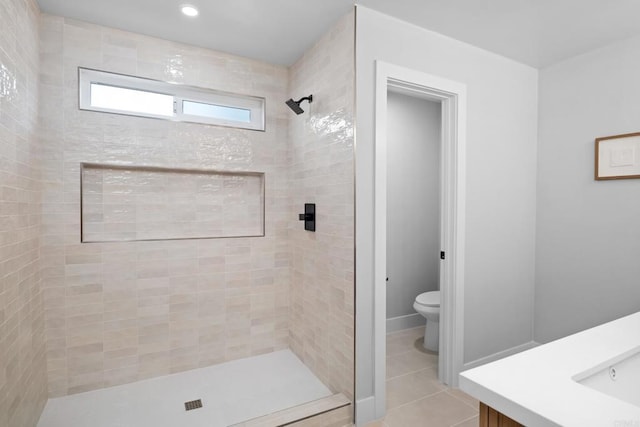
left=78, top=67, right=266, bottom=131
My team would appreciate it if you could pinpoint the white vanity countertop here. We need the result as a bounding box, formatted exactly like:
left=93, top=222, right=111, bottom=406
left=459, top=311, right=640, bottom=427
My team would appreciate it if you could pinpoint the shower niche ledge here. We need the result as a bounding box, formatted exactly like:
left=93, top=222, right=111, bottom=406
left=80, top=163, right=265, bottom=243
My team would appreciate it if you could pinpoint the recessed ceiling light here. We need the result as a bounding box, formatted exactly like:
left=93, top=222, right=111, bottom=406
left=181, top=5, right=199, bottom=17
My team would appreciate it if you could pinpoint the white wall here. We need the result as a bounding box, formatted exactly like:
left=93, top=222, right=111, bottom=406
left=355, top=6, right=539, bottom=405
left=386, top=92, right=441, bottom=322
left=535, top=35, right=640, bottom=343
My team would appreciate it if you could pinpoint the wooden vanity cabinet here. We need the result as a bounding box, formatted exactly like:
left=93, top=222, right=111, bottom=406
left=479, top=403, right=524, bottom=427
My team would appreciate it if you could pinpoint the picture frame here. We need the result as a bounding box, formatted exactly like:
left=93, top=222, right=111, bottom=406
left=594, top=132, right=640, bottom=180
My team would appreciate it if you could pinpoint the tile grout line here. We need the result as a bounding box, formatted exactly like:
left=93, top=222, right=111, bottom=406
left=385, top=389, right=448, bottom=413
left=385, top=365, right=438, bottom=382
left=386, top=326, right=424, bottom=335
left=385, top=347, right=432, bottom=357
left=444, top=389, right=480, bottom=412
left=385, top=363, right=438, bottom=381
left=449, top=413, right=479, bottom=427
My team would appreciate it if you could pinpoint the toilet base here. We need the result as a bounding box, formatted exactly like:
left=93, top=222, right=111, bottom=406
left=423, top=320, right=439, bottom=352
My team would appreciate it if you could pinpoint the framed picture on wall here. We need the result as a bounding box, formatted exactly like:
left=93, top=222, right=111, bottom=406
left=595, top=132, right=640, bottom=180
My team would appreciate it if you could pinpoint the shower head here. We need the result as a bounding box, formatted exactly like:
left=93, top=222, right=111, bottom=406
left=286, top=95, right=313, bottom=115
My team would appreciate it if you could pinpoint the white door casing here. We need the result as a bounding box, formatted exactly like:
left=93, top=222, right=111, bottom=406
left=368, top=60, right=467, bottom=421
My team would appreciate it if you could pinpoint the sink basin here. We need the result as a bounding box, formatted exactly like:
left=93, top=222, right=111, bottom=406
left=574, top=345, right=640, bottom=409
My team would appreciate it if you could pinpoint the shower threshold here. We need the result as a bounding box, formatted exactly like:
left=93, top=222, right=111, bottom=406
left=37, top=349, right=341, bottom=427
left=231, top=393, right=350, bottom=426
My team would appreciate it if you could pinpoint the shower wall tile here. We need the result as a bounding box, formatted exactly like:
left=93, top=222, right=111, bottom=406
left=38, top=14, right=291, bottom=397
left=80, top=165, right=265, bottom=242
left=288, top=11, right=355, bottom=404
left=0, top=0, right=48, bottom=426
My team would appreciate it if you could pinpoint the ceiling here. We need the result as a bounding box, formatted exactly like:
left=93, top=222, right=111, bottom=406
left=36, top=0, right=354, bottom=66
left=357, top=0, right=640, bottom=68
left=37, top=0, right=640, bottom=68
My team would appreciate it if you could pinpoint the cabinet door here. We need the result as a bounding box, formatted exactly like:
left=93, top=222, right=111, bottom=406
left=479, top=402, right=524, bottom=427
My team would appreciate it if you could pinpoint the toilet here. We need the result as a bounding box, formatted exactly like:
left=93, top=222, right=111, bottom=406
left=413, top=291, right=440, bottom=352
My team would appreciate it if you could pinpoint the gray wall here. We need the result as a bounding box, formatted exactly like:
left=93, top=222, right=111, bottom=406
left=535, top=34, right=640, bottom=343
left=386, top=92, right=441, bottom=320
left=355, top=6, right=538, bottom=405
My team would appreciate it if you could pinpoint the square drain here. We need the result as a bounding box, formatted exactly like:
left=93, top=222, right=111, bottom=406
left=184, top=399, right=203, bottom=411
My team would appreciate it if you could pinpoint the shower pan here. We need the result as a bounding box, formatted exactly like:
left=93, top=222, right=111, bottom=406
left=37, top=351, right=348, bottom=427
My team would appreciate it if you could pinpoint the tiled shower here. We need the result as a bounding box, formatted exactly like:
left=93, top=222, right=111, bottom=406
left=0, top=0, right=354, bottom=425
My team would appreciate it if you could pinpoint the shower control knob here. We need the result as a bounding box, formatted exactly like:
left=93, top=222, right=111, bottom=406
left=298, top=203, right=316, bottom=232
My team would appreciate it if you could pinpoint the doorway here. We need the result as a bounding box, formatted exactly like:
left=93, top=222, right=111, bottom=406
left=370, top=61, right=467, bottom=420
left=386, top=91, right=442, bottom=335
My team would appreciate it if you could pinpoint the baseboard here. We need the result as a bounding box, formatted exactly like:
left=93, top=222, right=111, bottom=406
left=354, top=396, right=376, bottom=426
left=462, top=341, right=539, bottom=371
left=386, top=313, right=424, bottom=333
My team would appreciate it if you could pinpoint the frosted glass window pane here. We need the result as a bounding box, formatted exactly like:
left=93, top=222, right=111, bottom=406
left=183, top=100, right=251, bottom=123
left=90, top=83, right=174, bottom=117
left=79, top=68, right=265, bottom=130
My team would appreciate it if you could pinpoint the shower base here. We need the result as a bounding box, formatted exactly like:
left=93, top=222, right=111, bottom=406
left=37, top=349, right=335, bottom=427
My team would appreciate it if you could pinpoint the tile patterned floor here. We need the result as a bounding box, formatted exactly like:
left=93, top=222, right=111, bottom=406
left=366, top=327, right=479, bottom=427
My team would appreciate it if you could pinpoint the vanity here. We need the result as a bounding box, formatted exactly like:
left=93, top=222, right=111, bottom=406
left=459, top=311, right=640, bottom=426
left=478, top=403, right=523, bottom=426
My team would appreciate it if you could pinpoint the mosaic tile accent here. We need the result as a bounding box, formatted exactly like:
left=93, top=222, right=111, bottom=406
left=80, top=164, right=265, bottom=242
left=0, top=0, right=48, bottom=426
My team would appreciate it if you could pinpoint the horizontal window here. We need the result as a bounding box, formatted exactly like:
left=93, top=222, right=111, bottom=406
left=78, top=68, right=265, bottom=131
left=90, top=83, right=174, bottom=117
left=182, top=100, right=251, bottom=123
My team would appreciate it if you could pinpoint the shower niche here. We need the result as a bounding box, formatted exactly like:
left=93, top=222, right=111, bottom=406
left=80, top=163, right=265, bottom=243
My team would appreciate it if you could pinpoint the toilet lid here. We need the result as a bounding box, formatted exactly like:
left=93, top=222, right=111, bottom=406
left=416, top=291, right=440, bottom=307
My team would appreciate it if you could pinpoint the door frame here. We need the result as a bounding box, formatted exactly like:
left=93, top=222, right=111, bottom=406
left=372, top=60, right=467, bottom=418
